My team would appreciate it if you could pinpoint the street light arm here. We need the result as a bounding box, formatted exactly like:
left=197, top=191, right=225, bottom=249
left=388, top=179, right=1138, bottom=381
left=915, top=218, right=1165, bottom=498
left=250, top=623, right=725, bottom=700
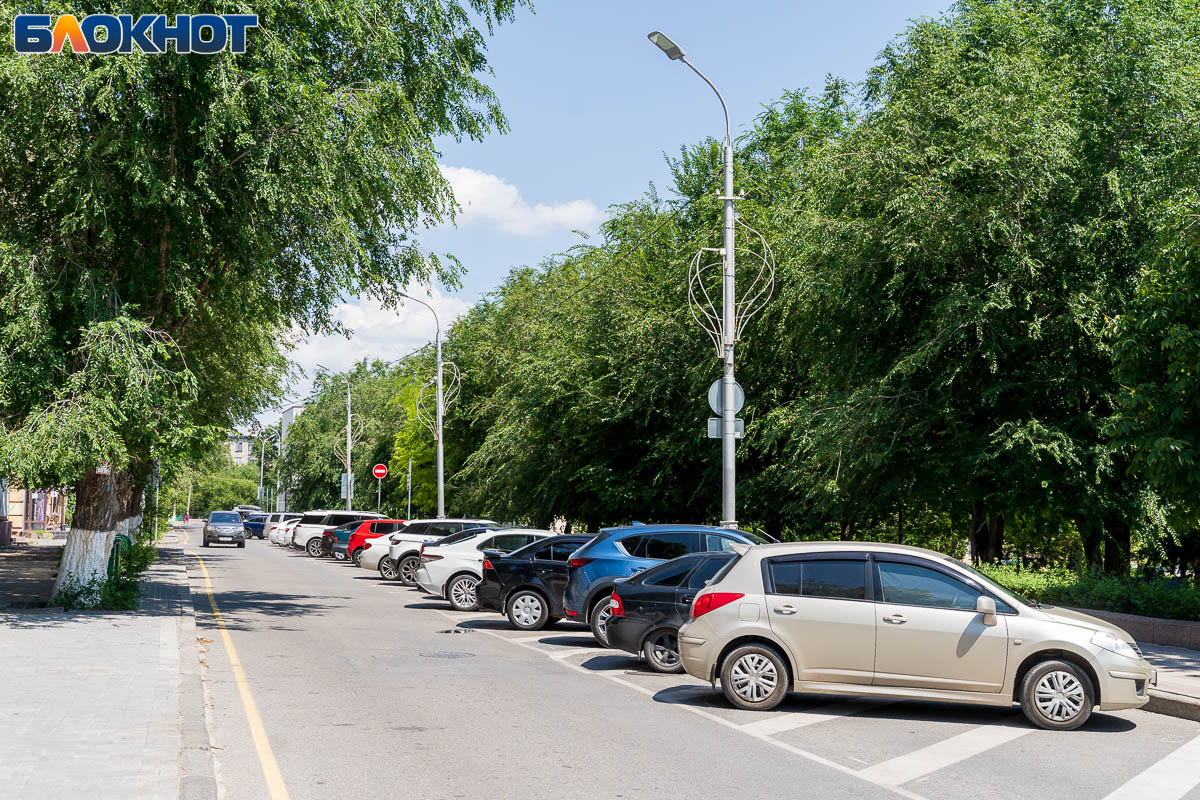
left=399, top=292, right=440, bottom=340
left=680, top=56, right=732, bottom=146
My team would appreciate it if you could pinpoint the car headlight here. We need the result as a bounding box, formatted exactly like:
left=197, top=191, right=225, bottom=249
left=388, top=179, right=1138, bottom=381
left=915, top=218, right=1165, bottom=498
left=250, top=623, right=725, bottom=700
left=1092, top=630, right=1138, bottom=659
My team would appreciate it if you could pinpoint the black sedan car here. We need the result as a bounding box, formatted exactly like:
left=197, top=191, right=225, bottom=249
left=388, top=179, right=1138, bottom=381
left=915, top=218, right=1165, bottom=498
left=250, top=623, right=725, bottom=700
left=477, top=534, right=595, bottom=630
left=606, top=552, right=735, bottom=673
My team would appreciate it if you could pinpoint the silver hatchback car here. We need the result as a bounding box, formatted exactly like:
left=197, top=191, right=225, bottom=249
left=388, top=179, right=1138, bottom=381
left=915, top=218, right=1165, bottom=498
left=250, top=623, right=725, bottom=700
left=678, top=542, right=1155, bottom=730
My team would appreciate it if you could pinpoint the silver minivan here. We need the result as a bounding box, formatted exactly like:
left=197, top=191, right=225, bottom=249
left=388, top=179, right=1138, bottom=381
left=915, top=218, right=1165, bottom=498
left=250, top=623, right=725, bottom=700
left=678, top=541, right=1156, bottom=730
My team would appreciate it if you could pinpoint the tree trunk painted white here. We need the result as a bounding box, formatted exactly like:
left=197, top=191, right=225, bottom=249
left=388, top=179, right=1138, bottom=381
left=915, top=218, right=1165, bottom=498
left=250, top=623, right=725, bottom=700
left=52, top=528, right=114, bottom=603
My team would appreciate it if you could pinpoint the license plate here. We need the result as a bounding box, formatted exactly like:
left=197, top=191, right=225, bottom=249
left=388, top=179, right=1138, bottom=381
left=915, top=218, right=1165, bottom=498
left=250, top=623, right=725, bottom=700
left=220, top=536, right=232, bottom=541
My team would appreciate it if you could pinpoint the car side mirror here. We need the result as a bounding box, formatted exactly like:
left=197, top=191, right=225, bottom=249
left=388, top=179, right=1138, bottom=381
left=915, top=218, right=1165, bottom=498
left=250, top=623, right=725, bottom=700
left=976, top=595, right=997, bottom=625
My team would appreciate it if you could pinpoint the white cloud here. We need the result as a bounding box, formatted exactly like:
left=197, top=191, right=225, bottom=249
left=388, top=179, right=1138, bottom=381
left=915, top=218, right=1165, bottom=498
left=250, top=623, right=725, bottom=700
left=270, top=287, right=471, bottom=416
left=439, top=164, right=603, bottom=237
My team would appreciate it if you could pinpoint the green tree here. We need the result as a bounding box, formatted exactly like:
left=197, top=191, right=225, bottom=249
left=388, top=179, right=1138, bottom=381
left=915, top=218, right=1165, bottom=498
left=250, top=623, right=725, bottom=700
left=0, top=0, right=527, bottom=597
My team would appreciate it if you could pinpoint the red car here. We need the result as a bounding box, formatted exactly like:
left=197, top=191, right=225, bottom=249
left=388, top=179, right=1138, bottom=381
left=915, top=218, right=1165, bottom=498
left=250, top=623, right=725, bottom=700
left=347, top=519, right=408, bottom=566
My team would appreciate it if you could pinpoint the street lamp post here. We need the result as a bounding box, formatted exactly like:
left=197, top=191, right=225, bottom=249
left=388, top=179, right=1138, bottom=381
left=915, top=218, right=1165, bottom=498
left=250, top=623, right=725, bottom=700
left=256, top=429, right=277, bottom=508
left=400, top=293, right=446, bottom=519
left=317, top=365, right=354, bottom=511
left=648, top=30, right=739, bottom=528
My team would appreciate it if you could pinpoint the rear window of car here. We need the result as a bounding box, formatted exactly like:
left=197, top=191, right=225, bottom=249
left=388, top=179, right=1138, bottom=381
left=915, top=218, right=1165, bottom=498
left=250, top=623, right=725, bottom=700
left=300, top=513, right=326, bottom=526
left=768, top=559, right=866, bottom=600
left=620, top=532, right=696, bottom=560
left=210, top=512, right=240, bottom=524
left=689, top=555, right=735, bottom=589
left=430, top=528, right=479, bottom=546
left=641, top=558, right=697, bottom=587
left=480, top=533, right=537, bottom=553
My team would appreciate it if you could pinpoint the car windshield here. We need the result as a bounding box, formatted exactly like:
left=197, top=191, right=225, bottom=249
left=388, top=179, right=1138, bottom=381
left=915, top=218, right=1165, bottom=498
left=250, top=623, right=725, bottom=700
left=210, top=512, right=240, bottom=524
left=434, top=527, right=490, bottom=546
left=943, top=556, right=1039, bottom=608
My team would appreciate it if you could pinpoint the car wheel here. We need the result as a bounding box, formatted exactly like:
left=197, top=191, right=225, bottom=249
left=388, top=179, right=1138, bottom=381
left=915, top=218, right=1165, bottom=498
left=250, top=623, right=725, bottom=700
left=721, top=644, right=789, bottom=711
left=238, top=541, right=246, bottom=548
left=305, top=539, right=323, bottom=557
left=202, top=539, right=209, bottom=547
left=1020, top=659, right=1094, bottom=730
left=379, top=558, right=399, bottom=581
left=642, top=630, right=684, bottom=674
left=506, top=590, right=549, bottom=631
left=397, top=555, right=421, bottom=587
left=589, top=597, right=613, bottom=647
left=350, top=549, right=363, bottom=567
left=447, top=575, right=479, bottom=611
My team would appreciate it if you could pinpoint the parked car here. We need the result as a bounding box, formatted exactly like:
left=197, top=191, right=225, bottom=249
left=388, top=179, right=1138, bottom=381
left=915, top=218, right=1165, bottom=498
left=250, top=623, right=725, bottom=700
left=203, top=511, right=247, bottom=548
left=346, top=519, right=408, bottom=567
left=383, top=519, right=498, bottom=584
left=606, top=552, right=735, bottom=672
left=563, top=525, right=771, bottom=646
left=415, top=528, right=555, bottom=611
left=320, top=521, right=363, bottom=559
left=243, top=513, right=269, bottom=539
left=275, top=516, right=303, bottom=547
left=476, top=535, right=596, bottom=630
left=266, top=513, right=301, bottom=545
left=678, top=541, right=1157, bottom=730
left=291, top=510, right=384, bottom=556
left=234, top=504, right=262, bottom=520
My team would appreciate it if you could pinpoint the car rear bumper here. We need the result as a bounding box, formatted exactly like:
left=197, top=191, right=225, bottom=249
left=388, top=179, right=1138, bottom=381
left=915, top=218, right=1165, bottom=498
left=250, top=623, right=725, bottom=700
left=476, top=583, right=503, bottom=612
left=606, top=617, right=650, bottom=656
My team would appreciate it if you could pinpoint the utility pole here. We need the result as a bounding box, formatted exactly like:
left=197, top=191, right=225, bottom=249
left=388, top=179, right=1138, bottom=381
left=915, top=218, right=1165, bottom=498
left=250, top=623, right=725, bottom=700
left=401, top=293, right=446, bottom=518
left=406, top=457, right=412, bottom=519
left=648, top=31, right=771, bottom=530
left=345, top=379, right=353, bottom=511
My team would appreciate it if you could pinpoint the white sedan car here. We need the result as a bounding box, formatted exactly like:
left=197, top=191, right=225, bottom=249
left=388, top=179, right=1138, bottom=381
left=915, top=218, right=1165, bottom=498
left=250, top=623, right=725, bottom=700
left=360, top=529, right=444, bottom=578
left=265, top=514, right=300, bottom=545
left=415, top=528, right=553, bottom=611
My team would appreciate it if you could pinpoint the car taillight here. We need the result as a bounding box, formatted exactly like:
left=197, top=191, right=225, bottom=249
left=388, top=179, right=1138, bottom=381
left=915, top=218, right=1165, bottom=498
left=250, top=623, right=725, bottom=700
left=568, top=558, right=593, bottom=568
left=422, top=553, right=443, bottom=562
left=609, top=591, right=625, bottom=617
left=565, top=609, right=578, bottom=617
left=691, top=592, right=744, bottom=618
left=483, top=559, right=495, bottom=571
left=363, top=542, right=372, bottom=550
left=419, top=544, right=425, bottom=556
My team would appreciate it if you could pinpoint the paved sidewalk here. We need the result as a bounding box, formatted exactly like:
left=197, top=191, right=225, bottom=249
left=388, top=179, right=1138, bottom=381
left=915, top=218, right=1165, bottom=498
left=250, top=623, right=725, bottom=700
left=1142, top=643, right=1200, bottom=721
left=0, top=540, right=212, bottom=800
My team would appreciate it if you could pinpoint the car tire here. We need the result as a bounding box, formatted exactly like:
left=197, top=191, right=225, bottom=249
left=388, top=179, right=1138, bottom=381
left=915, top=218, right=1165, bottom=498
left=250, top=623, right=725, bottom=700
left=720, top=643, right=789, bottom=711
left=350, top=549, right=363, bottom=567
left=202, top=539, right=209, bottom=547
left=238, top=541, right=246, bottom=548
left=589, top=596, right=614, bottom=647
left=1019, top=659, right=1094, bottom=730
left=379, top=557, right=399, bottom=581
left=506, top=590, right=550, bottom=631
left=642, top=630, right=684, bottom=674
left=397, top=555, right=421, bottom=586
left=446, top=574, right=479, bottom=611
left=305, top=539, right=322, bottom=557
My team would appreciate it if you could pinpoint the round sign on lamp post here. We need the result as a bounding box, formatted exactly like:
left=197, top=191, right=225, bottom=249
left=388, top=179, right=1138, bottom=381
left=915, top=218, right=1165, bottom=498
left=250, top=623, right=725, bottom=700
left=372, top=464, right=388, bottom=479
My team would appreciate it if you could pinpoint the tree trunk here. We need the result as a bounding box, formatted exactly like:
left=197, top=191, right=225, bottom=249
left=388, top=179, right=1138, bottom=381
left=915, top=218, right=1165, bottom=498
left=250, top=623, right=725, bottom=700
left=52, top=468, right=133, bottom=603
left=966, top=503, right=985, bottom=564
left=840, top=521, right=855, bottom=542
left=1080, top=520, right=1103, bottom=573
left=1103, top=514, right=1131, bottom=576
left=896, top=506, right=904, bottom=546
left=984, top=513, right=1005, bottom=563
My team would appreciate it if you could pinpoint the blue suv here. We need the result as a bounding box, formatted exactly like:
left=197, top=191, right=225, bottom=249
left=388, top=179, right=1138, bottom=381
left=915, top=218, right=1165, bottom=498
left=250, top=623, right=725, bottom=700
left=563, top=524, right=768, bottom=646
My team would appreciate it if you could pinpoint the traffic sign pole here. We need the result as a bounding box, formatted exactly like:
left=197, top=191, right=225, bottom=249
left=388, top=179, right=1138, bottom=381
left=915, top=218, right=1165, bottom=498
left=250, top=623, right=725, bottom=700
left=371, top=464, right=388, bottom=514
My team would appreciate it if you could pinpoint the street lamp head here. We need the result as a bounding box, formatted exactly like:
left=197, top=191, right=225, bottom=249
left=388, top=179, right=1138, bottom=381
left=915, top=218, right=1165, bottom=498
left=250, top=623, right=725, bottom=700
left=647, top=31, right=685, bottom=61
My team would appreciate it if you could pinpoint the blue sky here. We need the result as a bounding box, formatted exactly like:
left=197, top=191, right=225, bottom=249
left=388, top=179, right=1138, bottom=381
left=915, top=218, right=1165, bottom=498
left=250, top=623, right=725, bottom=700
left=283, top=0, right=952, bottom=407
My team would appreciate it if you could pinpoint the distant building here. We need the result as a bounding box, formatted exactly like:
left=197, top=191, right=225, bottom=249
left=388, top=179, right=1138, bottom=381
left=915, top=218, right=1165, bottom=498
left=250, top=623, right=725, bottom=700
left=228, top=432, right=254, bottom=466
left=277, top=404, right=304, bottom=512
left=5, top=484, right=68, bottom=534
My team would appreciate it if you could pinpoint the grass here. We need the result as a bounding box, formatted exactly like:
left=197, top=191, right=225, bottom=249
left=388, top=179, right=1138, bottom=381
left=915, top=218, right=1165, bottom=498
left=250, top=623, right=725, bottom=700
left=977, top=563, right=1200, bottom=622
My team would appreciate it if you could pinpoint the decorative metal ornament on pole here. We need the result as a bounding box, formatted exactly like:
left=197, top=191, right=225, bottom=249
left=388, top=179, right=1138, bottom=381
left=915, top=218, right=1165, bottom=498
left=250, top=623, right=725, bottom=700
left=648, top=30, right=775, bottom=529
left=406, top=458, right=413, bottom=519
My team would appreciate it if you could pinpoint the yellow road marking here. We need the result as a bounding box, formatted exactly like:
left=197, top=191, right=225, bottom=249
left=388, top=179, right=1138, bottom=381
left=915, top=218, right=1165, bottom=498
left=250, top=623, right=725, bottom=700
left=188, top=542, right=292, bottom=800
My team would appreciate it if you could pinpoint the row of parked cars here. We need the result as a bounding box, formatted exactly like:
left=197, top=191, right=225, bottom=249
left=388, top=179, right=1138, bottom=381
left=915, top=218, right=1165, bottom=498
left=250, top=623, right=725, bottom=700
left=260, top=509, right=1159, bottom=731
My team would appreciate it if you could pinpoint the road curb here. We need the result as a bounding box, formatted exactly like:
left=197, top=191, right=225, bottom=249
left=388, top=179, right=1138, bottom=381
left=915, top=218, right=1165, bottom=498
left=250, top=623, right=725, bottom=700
left=171, top=545, right=220, bottom=800
left=1146, top=689, right=1200, bottom=724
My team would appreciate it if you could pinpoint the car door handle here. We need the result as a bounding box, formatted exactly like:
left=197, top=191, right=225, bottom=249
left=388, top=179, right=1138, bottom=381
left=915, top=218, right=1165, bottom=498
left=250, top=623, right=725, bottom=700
left=773, top=605, right=797, bottom=615
left=883, top=614, right=906, bottom=624
left=680, top=595, right=694, bottom=605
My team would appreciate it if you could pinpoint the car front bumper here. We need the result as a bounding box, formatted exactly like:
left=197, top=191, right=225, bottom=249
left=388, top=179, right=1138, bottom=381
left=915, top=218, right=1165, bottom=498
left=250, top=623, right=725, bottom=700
left=1094, top=649, right=1155, bottom=711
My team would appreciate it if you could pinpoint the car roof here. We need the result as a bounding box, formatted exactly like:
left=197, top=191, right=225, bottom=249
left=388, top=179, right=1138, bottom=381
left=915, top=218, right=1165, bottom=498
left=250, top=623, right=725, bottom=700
left=598, top=524, right=748, bottom=535
left=743, top=540, right=959, bottom=561
left=405, top=518, right=498, bottom=524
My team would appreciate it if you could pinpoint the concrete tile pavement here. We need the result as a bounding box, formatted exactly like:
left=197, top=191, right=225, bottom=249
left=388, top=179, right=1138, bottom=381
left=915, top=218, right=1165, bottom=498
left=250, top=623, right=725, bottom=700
left=0, top=537, right=215, bottom=800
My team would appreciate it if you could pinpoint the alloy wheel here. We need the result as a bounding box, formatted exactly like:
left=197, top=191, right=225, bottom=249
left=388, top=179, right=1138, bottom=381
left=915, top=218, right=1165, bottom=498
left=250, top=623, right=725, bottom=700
left=399, top=556, right=420, bottom=586
left=351, top=549, right=362, bottom=567
left=510, top=593, right=544, bottom=628
left=449, top=576, right=478, bottom=610
left=306, top=539, right=322, bottom=557
left=594, top=605, right=612, bottom=640
left=379, top=558, right=398, bottom=580
left=729, top=653, right=779, bottom=704
left=1034, top=670, right=1086, bottom=722
left=645, top=632, right=680, bottom=671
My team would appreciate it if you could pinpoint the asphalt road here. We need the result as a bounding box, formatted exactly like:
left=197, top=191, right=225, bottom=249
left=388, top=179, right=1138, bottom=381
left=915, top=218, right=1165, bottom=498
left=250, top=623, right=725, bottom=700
left=185, top=531, right=1200, bottom=800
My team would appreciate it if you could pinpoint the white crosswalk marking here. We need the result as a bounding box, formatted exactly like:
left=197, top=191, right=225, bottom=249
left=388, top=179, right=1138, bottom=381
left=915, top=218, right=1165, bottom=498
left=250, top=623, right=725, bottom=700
left=738, top=700, right=891, bottom=736
left=857, top=723, right=1032, bottom=787
left=1103, top=733, right=1200, bottom=800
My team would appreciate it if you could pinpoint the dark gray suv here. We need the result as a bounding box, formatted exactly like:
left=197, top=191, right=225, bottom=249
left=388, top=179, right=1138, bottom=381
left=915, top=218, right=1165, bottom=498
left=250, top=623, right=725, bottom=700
left=203, top=511, right=246, bottom=548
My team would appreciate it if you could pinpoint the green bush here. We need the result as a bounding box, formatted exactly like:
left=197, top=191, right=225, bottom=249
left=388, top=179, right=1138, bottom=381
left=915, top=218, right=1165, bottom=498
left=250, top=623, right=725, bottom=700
left=122, top=538, right=158, bottom=578
left=977, top=563, right=1200, bottom=622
